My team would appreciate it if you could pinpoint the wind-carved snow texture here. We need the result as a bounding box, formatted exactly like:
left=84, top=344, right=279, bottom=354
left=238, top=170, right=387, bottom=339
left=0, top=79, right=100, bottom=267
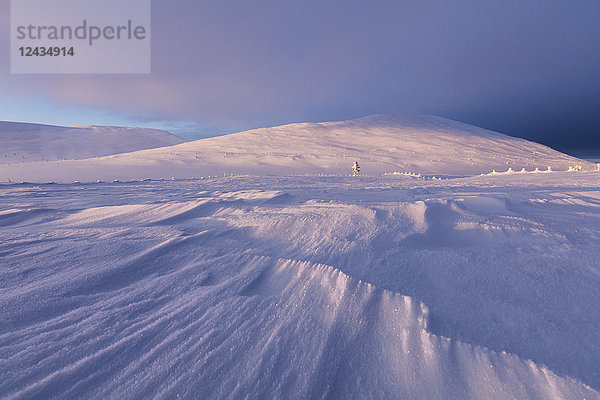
left=1, top=174, right=599, bottom=399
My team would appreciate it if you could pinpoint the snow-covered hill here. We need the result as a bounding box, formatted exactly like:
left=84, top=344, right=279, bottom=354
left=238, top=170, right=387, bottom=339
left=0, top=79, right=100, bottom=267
left=0, top=121, right=187, bottom=164
left=2, top=115, right=600, bottom=398
left=0, top=115, right=593, bottom=183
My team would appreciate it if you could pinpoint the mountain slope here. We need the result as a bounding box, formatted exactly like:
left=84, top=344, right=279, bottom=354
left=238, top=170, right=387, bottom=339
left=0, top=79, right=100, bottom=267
left=0, top=115, right=594, bottom=183
left=0, top=121, right=187, bottom=164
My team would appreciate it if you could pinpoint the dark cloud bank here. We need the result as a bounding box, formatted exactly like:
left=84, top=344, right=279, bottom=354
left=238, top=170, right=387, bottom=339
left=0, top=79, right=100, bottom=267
left=1, top=0, right=599, bottom=153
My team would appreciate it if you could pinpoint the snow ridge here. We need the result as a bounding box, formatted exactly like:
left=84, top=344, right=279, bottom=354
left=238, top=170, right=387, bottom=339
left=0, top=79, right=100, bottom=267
left=1, top=177, right=599, bottom=399
left=0, top=115, right=594, bottom=183
left=0, top=121, right=187, bottom=164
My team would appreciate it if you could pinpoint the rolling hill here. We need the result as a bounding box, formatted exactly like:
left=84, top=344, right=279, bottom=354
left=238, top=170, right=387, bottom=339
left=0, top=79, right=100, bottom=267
left=0, top=121, right=187, bottom=164
left=0, top=115, right=593, bottom=183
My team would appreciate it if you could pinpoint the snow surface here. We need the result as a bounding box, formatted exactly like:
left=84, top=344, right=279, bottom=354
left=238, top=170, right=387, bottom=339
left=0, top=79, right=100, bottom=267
left=0, top=121, right=187, bottom=164
left=1, top=116, right=599, bottom=399
left=0, top=115, right=594, bottom=183
left=1, top=174, right=600, bottom=399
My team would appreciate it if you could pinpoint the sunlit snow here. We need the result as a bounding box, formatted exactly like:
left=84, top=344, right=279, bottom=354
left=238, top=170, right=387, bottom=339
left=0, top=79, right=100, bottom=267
left=1, top=116, right=599, bottom=399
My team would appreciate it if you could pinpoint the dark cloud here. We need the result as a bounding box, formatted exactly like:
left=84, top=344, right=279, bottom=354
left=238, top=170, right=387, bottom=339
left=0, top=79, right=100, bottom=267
left=1, top=0, right=599, bottom=151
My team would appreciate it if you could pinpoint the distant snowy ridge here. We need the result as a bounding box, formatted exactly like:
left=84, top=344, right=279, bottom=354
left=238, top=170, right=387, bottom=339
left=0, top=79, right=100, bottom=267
left=0, top=115, right=594, bottom=183
left=0, top=121, right=187, bottom=164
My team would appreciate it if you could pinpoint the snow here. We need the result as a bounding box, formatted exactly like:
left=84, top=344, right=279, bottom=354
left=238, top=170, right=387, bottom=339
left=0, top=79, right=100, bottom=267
left=0, top=115, right=594, bottom=183
left=0, top=121, right=187, bottom=164
left=1, top=115, right=599, bottom=399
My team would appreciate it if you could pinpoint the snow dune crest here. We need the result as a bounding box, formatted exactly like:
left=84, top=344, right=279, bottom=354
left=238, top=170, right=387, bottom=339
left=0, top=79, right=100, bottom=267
left=1, top=179, right=599, bottom=399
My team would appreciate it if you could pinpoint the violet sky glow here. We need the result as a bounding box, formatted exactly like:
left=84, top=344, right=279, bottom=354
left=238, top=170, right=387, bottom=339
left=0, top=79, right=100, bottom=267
left=1, top=0, right=599, bottom=151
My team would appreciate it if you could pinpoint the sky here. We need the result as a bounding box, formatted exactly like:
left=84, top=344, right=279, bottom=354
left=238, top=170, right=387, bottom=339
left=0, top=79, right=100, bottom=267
left=1, top=0, right=599, bottom=152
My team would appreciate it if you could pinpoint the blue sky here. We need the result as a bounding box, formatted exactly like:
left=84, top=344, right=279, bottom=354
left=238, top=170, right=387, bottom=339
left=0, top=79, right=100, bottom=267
left=1, top=0, right=599, bottom=151
left=0, top=92, right=208, bottom=137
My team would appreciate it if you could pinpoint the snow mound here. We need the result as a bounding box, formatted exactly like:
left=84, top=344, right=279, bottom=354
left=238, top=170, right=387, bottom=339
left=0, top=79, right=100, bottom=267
left=0, top=115, right=593, bottom=183
left=2, top=179, right=599, bottom=398
left=0, top=121, right=187, bottom=164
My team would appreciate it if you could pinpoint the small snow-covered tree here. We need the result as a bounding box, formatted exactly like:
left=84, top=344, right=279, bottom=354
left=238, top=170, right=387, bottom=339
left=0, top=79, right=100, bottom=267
left=352, top=160, right=360, bottom=176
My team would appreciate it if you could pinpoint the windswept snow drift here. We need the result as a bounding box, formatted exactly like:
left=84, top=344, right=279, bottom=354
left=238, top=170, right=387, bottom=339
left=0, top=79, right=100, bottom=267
left=1, top=174, right=600, bottom=399
left=2, top=116, right=599, bottom=399
left=0, top=121, right=187, bottom=164
left=0, top=115, right=593, bottom=183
